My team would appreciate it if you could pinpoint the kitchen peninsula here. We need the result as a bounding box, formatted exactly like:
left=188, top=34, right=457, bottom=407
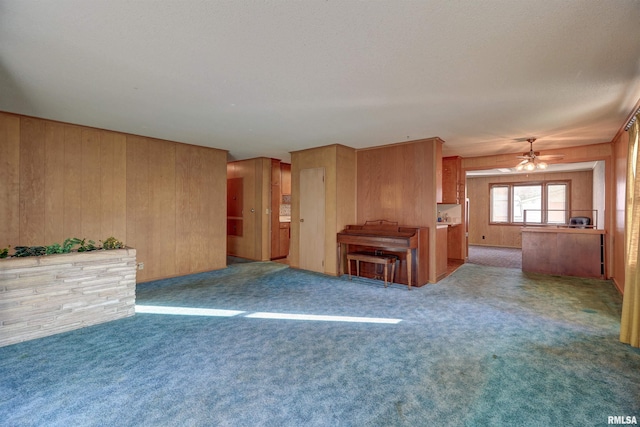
left=521, top=226, right=605, bottom=279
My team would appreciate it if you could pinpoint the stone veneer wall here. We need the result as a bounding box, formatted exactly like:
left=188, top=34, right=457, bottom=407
left=0, top=248, right=136, bottom=347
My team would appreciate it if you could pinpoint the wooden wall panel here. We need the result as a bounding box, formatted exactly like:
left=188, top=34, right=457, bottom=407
left=176, top=144, right=209, bottom=273
left=356, top=139, right=440, bottom=227
left=147, top=138, right=176, bottom=279
left=177, top=144, right=228, bottom=273
left=44, top=122, right=65, bottom=244
left=175, top=144, right=191, bottom=275
left=336, top=145, right=357, bottom=268
left=187, top=146, right=210, bottom=272
left=81, top=129, right=102, bottom=240
left=19, top=117, right=46, bottom=245
left=99, top=130, right=127, bottom=240
left=206, top=148, right=228, bottom=269
left=612, top=131, right=629, bottom=291
left=126, top=135, right=151, bottom=281
left=356, top=138, right=442, bottom=282
left=99, top=131, right=115, bottom=237
left=63, top=125, right=83, bottom=239
left=2, top=112, right=227, bottom=283
left=0, top=113, right=20, bottom=249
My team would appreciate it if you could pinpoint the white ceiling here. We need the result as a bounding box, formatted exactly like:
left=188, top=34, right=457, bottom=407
left=1, top=1, right=640, bottom=163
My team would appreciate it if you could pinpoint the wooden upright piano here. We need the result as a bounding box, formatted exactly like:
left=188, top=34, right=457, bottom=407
left=337, top=220, right=429, bottom=289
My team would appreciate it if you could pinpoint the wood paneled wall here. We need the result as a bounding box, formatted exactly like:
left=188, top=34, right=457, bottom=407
left=466, top=170, right=594, bottom=248
left=356, top=138, right=443, bottom=282
left=612, top=131, right=629, bottom=292
left=356, top=139, right=441, bottom=226
left=462, top=143, right=612, bottom=171
left=0, top=112, right=227, bottom=282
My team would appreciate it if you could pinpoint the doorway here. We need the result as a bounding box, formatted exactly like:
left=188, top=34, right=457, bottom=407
left=467, top=245, right=522, bottom=269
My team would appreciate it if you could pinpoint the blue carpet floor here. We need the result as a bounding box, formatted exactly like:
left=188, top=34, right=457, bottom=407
left=1, top=260, right=639, bottom=426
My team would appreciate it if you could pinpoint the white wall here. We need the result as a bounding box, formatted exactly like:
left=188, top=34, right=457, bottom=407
left=593, top=160, right=606, bottom=229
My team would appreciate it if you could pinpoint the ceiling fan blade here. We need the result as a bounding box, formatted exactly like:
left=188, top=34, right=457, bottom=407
left=516, top=155, right=530, bottom=159
left=517, top=159, right=529, bottom=166
left=537, top=154, right=565, bottom=160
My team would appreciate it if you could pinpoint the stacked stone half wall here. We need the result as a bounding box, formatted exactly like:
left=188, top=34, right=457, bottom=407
left=0, top=248, right=136, bottom=347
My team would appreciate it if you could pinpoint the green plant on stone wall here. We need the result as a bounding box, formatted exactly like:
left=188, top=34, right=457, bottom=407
left=1, top=236, right=124, bottom=259
left=14, top=246, right=46, bottom=257
left=72, top=237, right=98, bottom=252
left=101, top=236, right=125, bottom=250
left=45, top=238, right=76, bottom=255
left=45, top=243, right=63, bottom=255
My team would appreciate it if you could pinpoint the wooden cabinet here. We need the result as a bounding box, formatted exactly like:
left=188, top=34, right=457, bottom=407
left=227, top=177, right=243, bottom=237
left=281, top=163, right=291, bottom=195
left=436, top=225, right=448, bottom=281
left=442, top=156, right=462, bottom=204
left=522, top=227, right=605, bottom=278
left=447, top=223, right=464, bottom=261
left=279, top=222, right=290, bottom=257
left=270, top=160, right=291, bottom=259
left=271, top=159, right=282, bottom=259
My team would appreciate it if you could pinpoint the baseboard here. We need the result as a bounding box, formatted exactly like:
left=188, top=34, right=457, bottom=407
left=469, top=243, right=522, bottom=249
left=612, top=277, right=624, bottom=294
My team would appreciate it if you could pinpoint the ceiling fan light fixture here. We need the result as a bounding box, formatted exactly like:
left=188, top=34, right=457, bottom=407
left=513, top=138, right=562, bottom=171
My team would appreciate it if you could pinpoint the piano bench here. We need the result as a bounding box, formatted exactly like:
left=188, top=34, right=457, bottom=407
left=346, top=252, right=398, bottom=287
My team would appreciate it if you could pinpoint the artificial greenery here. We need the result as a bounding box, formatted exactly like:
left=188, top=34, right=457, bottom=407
left=101, top=236, right=125, bottom=250
left=73, top=238, right=98, bottom=252
left=45, top=238, right=76, bottom=255
left=1, top=237, right=125, bottom=259
left=14, top=246, right=46, bottom=257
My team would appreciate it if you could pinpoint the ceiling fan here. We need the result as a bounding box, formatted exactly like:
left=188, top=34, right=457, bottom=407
left=515, top=138, right=564, bottom=171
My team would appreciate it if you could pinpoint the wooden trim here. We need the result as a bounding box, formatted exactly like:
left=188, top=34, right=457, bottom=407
left=355, top=136, right=444, bottom=153
left=520, top=226, right=605, bottom=235
left=289, top=143, right=353, bottom=155
left=613, top=97, right=640, bottom=143
left=0, top=110, right=228, bottom=154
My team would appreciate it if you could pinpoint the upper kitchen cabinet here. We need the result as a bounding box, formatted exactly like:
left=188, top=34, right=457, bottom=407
left=442, top=156, right=463, bottom=204
left=281, top=163, right=291, bottom=195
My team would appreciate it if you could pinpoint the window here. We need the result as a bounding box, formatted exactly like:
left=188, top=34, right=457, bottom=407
left=490, top=182, right=569, bottom=225
left=513, top=185, right=542, bottom=223
left=547, top=184, right=568, bottom=224
left=490, top=185, right=509, bottom=222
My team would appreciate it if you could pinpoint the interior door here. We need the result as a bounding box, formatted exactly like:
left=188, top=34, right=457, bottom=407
left=299, top=167, right=325, bottom=273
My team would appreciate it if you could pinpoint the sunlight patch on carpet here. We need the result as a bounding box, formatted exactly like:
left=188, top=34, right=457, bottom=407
left=245, top=312, right=402, bottom=324
left=136, top=305, right=402, bottom=324
left=136, top=305, right=245, bottom=317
